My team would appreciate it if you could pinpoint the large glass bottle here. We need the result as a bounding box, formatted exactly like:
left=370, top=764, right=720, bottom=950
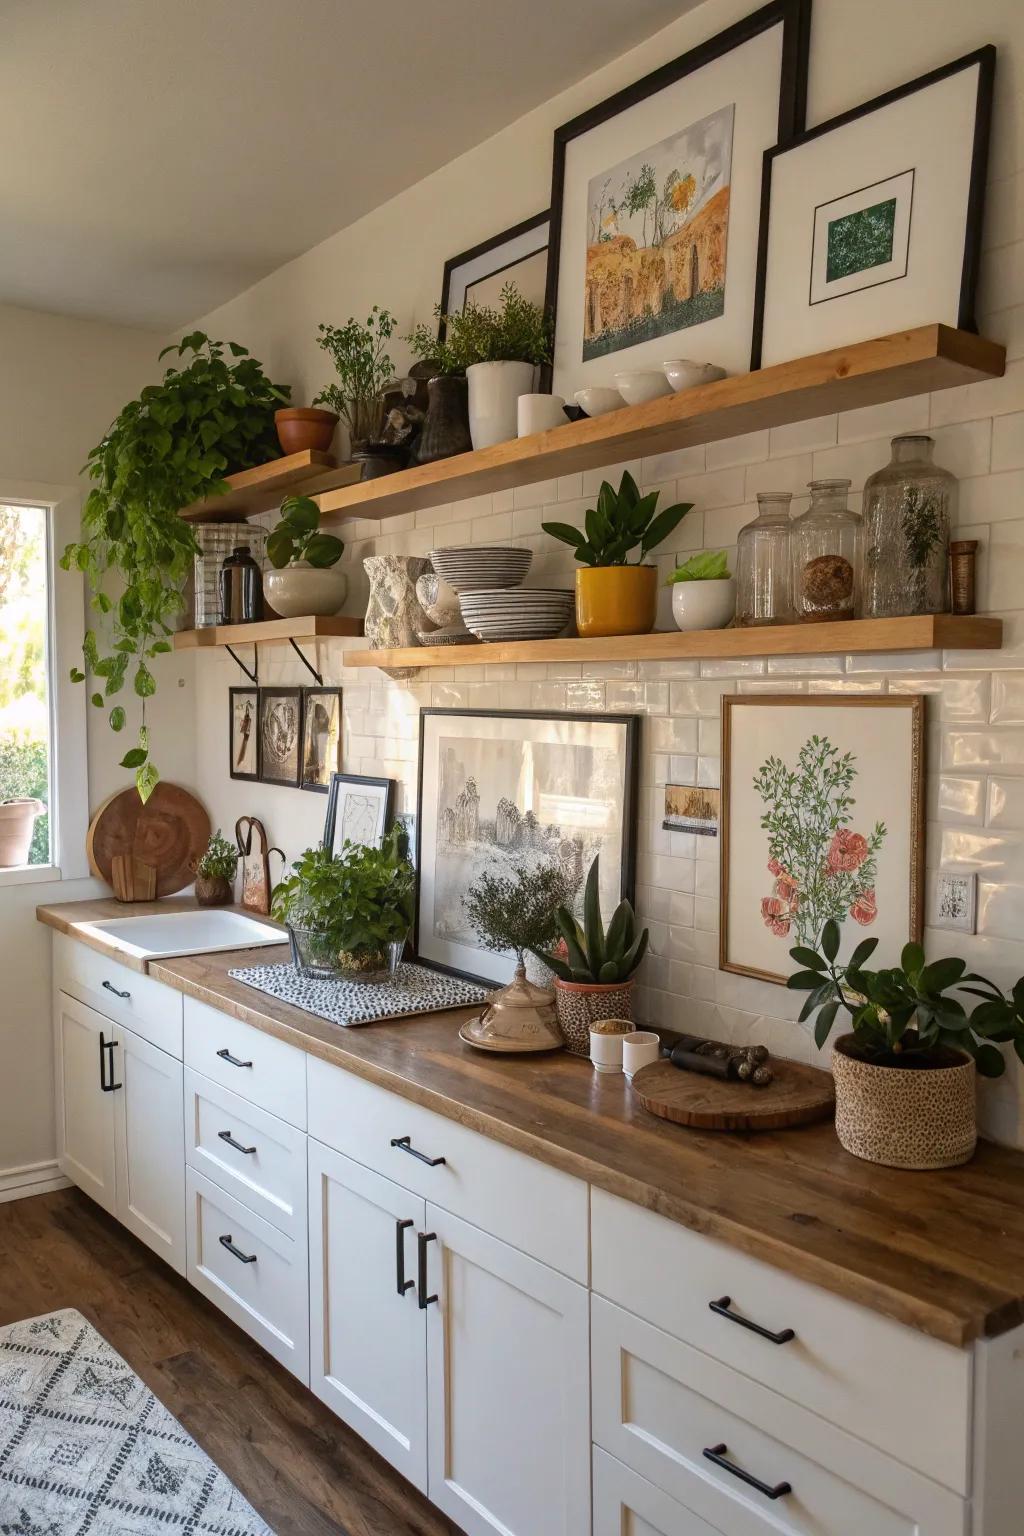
left=861, top=435, right=955, bottom=617
left=735, top=492, right=793, bottom=626
left=790, top=479, right=861, bottom=623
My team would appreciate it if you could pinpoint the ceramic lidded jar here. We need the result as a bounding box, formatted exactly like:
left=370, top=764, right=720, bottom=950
left=861, top=435, right=955, bottom=618
left=790, top=478, right=861, bottom=623
left=735, top=492, right=793, bottom=626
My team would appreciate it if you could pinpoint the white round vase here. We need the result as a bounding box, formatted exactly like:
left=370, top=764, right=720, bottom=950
left=466, top=361, right=536, bottom=450
left=265, top=563, right=348, bottom=618
left=672, top=576, right=736, bottom=632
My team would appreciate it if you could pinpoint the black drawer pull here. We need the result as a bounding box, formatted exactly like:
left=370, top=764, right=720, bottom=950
left=390, top=1135, right=445, bottom=1167
left=217, top=1048, right=253, bottom=1069
left=709, top=1296, right=795, bottom=1345
left=98, top=1032, right=122, bottom=1092
left=219, top=1233, right=257, bottom=1264
left=218, top=1130, right=256, bottom=1155
left=395, top=1218, right=414, bottom=1296
left=703, top=1444, right=791, bottom=1501
left=417, top=1230, right=437, bottom=1308
left=102, top=979, right=131, bottom=1000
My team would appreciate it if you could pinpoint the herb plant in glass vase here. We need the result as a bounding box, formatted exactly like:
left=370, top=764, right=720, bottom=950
left=314, top=306, right=397, bottom=459
left=430, top=283, right=551, bottom=449
left=264, top=495, right=346, bottom=618
left=861, top=435, right=955, bottom=617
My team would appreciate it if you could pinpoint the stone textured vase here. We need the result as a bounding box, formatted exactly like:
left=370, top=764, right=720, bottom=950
left=553, top=977, right=634, bottom=1058
left=831, top=1034, right=976, bottom=1169
left=363, top=555, right=435, bottom=680
left=416, top=375, right=473, bottom=463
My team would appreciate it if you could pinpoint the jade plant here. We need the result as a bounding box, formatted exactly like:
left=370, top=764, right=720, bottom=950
left=62, top=333, right=289, bottom=800
left=531, top=855, right=648, bottom=984
left=407, top=283, right=551, bottom=373
left=313, top=307, right=397, bottom=451
left=271, top=826, right=415, bottom=970
left=266, top=495, right=344, bottom=570
left=463, top=859, right=580, bottom=971
left=667, top=550, right=731, bottom=583
left=543, top=471, right=691, bottom=567
left=194, top=830, right=239, bottom=881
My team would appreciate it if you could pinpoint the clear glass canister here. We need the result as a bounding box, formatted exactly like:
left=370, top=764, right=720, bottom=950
left=791, top=479, right=861, bottom=623
left=735, top=492, right=793, bottom=626
left=861, top=435, right=955, bottom=617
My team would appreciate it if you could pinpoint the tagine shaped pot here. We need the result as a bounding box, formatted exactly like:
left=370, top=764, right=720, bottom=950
left=460, top=964, right=564, bottom=1053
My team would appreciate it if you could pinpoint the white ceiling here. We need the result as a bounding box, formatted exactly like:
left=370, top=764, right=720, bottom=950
left=2, top=0, right=696, bottom=330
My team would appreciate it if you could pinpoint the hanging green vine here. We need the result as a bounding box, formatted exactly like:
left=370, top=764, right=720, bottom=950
left=62, top=333, right=289, bottom=800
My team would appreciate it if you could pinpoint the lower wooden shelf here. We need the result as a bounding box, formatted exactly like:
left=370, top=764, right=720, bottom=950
left=343, top=614, right=1001, bottom=671
left=174, top=615, right=363, bottom=649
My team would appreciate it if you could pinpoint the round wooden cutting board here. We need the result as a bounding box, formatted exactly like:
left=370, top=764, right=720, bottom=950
left=87, top=783, right=211, bottom=898
left=631, top=1057, right=835, bottom=1132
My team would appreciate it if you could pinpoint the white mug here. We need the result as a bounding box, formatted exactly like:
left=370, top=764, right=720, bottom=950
left=622, top=1031, right=661, bottom=1079
left=517, top=393, right=566, bottom=437
left=589, top=1020, right=632, bottom=1074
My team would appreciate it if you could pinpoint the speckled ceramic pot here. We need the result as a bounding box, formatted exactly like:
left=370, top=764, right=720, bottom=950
left=553, top=977, right=634, bottom=1057
left=831, top=1034, right=976, bottom=1169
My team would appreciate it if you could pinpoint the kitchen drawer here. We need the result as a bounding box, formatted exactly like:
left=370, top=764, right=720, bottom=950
left=183, top=998, right=306, bottom=1129
left=186, top=1167, right=308, bottom=1383
left=594, top=1448, right=719, bottom=1536
left=307, top=1056, right=587, bottom=1282
left=592, top=1297, right=966, bottom=1536
left=55, top=933, right=182, bottom=1057
left=591, top=1188, right=970, bottom=1495
left=184, top=1068, right=306, bottom=1241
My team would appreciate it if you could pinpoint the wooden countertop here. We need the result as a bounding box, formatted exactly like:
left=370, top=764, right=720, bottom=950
left=38, top=900, right=1024, bottom=1347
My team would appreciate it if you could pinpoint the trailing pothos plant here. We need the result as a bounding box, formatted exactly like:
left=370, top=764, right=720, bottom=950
left=62, top=333, right=289, bottom=799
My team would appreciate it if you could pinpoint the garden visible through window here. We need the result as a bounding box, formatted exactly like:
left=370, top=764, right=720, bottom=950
left=0, top=504, right=51, bottom=867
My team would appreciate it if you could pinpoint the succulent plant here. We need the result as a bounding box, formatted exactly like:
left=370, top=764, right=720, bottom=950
left=531, top=855, right=648, bottom=984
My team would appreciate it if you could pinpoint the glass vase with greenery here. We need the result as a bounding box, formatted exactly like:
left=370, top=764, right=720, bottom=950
left=313, top=307, right=397, bottom=452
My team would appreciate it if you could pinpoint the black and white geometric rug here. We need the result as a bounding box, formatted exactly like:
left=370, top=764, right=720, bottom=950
left=229, top=959, right=488, bottom=1027
left=0, top=1308, right=272, bottom=1534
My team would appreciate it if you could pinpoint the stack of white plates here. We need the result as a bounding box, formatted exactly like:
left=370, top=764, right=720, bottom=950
left=430, top=545, right=532, bottom=592
left=459, top=588, right=574, bottom=642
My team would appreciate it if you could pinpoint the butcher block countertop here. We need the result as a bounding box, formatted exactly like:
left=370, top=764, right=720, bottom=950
left=39, top=898, right=1024, bottom=1348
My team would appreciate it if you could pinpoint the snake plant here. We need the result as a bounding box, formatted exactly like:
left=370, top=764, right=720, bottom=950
left=531, top=855, right=648, bottom=984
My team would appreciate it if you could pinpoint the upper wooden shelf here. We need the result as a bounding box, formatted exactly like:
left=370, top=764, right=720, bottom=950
left=180, top=450, right=362, bottom=523
left=316, top=326, right=1004, bottom=525
left=174, top=615, right=362, bottom=649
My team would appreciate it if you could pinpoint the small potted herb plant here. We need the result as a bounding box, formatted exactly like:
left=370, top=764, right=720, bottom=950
left=271, top=827, right=415, bottom=983
left=426, top=284, right=551, bottom=450
left=264, top=495, right=346, bottom=617
left=191, top=830, right=239, bottom=907
left=667, top=550, right=735, bottom=631
left=543, top=471, right=691, bottom=638
left=314, top=306, right=398, bottom=461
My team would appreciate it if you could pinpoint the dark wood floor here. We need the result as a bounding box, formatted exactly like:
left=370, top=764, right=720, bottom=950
left=0, top=1187, right=462, bottom=1536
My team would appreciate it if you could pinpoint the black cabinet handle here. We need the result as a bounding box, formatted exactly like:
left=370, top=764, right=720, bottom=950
left=102, top=979, right=131, bottom=1000
left=219, top=1233, right=257, bottom=1264
left=703, top=1444, right=791, bottom=1501
left=391, top=1135, right=446, bottom=1167
left=218, top=1130, right=256, bottom=1155
left=395, top=1218, right=414, bottom=1296
left=417, top=1230, right=437, bottom=1308
left=98, top=1032, right=122, bottom=1092
left=217, top=1048, right=253, bottom=1069
left=709, top=1296, right=795, bottom=1345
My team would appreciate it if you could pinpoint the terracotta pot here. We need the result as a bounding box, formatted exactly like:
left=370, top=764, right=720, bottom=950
left=553, top=976, right=634, bottom=1057
left=575, top=565, right=657, bottom=638
left=274, top=408, right=338, bottom=455
left=831, top=1033, right=976, bottom=1169
left=0, top=798, right=44, bottom=867
left=264, top=563, right=348, bottom=618
left=193, top=873, right=233, bottom=907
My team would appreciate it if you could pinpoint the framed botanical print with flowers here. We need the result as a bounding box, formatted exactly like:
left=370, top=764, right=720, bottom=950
left=720, top=695, right=924, bottom=984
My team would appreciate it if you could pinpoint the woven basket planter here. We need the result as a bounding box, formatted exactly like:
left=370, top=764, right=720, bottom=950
left=553, top=978, right=633, bottom=1057
left=831, top=1033, right=977, bottom=1170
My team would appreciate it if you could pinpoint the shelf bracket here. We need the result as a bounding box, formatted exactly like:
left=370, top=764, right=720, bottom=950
left=225, top=644, right=258, bottom=685
left=288, top=638, right=323, bottom=687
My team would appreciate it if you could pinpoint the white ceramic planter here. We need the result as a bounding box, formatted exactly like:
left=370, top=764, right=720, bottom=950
left=466, top=361, right=536, bottom=449
left=265, top=563, right=348, bottom=618
left=672, top=576, right=735, bottom=632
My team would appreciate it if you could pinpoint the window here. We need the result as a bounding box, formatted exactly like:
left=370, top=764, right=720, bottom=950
left=0, top=503, right=51, bottom=868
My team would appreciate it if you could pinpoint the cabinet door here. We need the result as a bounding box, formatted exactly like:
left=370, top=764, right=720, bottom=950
left=424, top=1204, right=590, bottom=1536
left=308, top=1139, right=427, bottom=1492
left=113, top=1024, right=186, bottom=1275
left=593, top=1448, right=717, bottom=1536
left=54, top=991, right=116, bottom=1215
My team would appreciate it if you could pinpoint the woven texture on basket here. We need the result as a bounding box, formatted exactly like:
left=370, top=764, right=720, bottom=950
left=831, top=1035, right=976, bottom=1169
left=553, top=979, right=633, bottom=1057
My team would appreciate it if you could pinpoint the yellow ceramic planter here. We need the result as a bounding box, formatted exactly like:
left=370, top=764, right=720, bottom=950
left=575, top=565, right=658, bottom=638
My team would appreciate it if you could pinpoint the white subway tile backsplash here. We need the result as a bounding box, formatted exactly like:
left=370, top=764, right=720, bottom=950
left=649, top=716, right=699, bottom=755
left=769, top=414, right=838, bottom=456
left=929, top=360, right=1024, bottom=429
left=642, top=444, right=706, bottom=481
left=992, top=411, right=1024, bottom=473
left=706, top=430, right=770, bottom=470
left=887, top=674, right=990, bottom=720
left=744, top=454, right=813, bottom=500
left=836, top=394, right=930, bottom=445
left=987, top=777, right=1024, bottom=830
left=937, top=776, right=986, bottom=825
left=676, top=466, right=746, bottom=509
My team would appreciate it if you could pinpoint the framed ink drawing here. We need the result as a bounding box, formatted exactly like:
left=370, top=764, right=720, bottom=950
left=721, top=695, right=925, bottom=984
left=416, top=708, right=639, bottom=985
left=258, top=688, right=303, bottom=788
left=229, top=687, right=259, bottom=781
left=300, top=686, right=342, bottom=792
left=439, top=212, right=550, bottom=340
left=324, top=773, right=396, bottom=854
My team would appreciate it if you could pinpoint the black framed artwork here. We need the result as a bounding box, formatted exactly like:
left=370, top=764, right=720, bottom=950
left=258, top=688, right=303, bottom=788
left=752, top=46, right=995, bottom=368
left=438, top=211, right=550, bottom=341
left=415, top=708, right=639, bottom=985
left=545, top=0, right=811, bottom=396
left=300, top=686, right=342, bottom=793
left=229, top=687, right=259, bottom=781
left=323, top=773, right=396, bottom=854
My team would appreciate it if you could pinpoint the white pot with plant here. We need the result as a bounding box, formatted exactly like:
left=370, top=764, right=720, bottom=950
left=313, top=306, right=397, bottom=457
left=427, top=284, right=551, bottom=450
left=264, top=495, right=346, bottom=618
left=668, top=550, right=735, bottom=630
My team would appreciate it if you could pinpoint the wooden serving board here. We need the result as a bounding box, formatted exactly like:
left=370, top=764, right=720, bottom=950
left=631, top=1057, right=835, bottom=1132
left=87, top=783, right=211, bottom=899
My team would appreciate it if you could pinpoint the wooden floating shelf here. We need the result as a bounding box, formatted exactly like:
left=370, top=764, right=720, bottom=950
left=344, top=615, right=1002, bottom=671
left=174, top=615, right=362, bottom=649
left=179, top=450, right=362, bottom=524
left=315, top=326, right=1004, bottom=526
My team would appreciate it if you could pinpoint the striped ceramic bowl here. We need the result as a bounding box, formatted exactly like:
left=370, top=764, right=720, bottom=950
left=459, top=587, right=574, bottom=642
left=430, top=545, right=532, bottom=593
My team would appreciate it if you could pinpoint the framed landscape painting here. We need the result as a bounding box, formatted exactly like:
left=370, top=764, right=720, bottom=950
left=720, top=696, right=924, bottom=984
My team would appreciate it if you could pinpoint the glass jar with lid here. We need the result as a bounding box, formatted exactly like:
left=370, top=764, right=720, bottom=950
left=861, top=435, right=955, bottom=618
left=791, top=479, right=861, bottom=623
left=735, top=491, right=793, bottom=626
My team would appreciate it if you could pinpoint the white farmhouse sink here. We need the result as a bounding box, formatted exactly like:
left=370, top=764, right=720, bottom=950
left=80, top=908, right=286, bottom=962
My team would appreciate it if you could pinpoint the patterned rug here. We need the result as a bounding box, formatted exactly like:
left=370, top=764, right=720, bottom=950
left=0, top=1308, right=272, bottom=1535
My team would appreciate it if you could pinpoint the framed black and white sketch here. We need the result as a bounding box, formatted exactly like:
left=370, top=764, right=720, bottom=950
left=932, top=871, right=978, bottom=935
left=439, top=212, right=550, bottom=340
left=546, top=0, right=810, bottom=395
left=229, top=687, right=259, bottom=781
left=323, top=773, right=396, bottom=854
left=258, top=688, right=302, bottom=788
left=300, top=687, right=342, bottom=792
left=416, top=709, right=639, bottom=985
left=753, top=47, right=995, bottom=367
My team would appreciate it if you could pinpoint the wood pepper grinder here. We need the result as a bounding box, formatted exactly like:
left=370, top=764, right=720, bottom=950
left=235, top=817, right=284, bottom=916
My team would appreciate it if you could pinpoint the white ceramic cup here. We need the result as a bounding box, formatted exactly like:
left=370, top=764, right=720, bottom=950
left=589, top=1020, right=632, bottom=1074
left=622, top=1031, right=661, bottom=1080
left=518, top=393, right=566, bottom=437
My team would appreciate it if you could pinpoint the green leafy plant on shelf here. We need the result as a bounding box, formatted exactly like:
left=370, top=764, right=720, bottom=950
left=407, top=283, right=551, bottom=374
left=266, top=496, right=344, bottom=569
left=543, top=471, right=691, bottom=567
left=193, top=830, right=239, bottom=881
left=271, top=826, right=415, bottom=970
left=463, top=859, right=580, bottom=971
left=313, top=307, right=397, bottom=451
left=531, top=855, right=648, bottom=983
left=667, top=550, right=731, bottom=583
left=62, top=333, right=289, bottom=800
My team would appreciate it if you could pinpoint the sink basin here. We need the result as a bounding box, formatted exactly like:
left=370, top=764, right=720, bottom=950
left=80, top=909, right=286, bottom=961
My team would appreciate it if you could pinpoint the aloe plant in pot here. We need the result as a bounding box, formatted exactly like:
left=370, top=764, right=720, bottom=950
left=264, top=495, right=346, bottom=617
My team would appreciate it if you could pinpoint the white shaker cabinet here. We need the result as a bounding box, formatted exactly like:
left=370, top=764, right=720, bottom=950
left=54, top=991, right=118, bottom=1217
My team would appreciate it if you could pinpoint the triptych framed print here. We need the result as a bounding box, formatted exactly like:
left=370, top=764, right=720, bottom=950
left=229, top=686, right=343, bottom=791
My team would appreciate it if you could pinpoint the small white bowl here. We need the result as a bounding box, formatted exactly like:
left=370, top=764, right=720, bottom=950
left=672, top=576, right=736, bottom=632
left=662, top=359, right=727, bottom=392
left=614, top=370, right=673, bottom=406
left=574, top=387, right=625, bottom=418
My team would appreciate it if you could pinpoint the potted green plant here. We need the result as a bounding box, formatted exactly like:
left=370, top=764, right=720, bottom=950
left=264, top=495, right=346, bottom=617
left=667, top=550, right=735, bottom=631
left=428, top=284, right=550, bottom=449
left=62, top=333, right=289, bottom=800
left=271, top=827, right=415, bottom=983
left=313, top=306, right=398, bottom=459
left=530, top=855, right=649, bottom=1056
left=790, top=922, right=1024, bottom=1168
left=190, top=830, right=239, bottom=907
left=543, top=471, right=691, bottom=638
left=405, top=316, right=473, bottom=463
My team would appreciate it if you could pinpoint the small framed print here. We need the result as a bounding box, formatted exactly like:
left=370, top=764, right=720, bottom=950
left=323, top=773, right=396, bottom=854
left=258, top=688, right=303, bottom=788
left=664, top=784, right=719, bottom=836
left=933, top=871, right=977, bottom=935
left=810, top=169, right=914, bottom=306
left=300, top=687, right=342, bottom=793
left=229, top=687, right=259, bottom=781
left=439, top=212, right=550, bottom=341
